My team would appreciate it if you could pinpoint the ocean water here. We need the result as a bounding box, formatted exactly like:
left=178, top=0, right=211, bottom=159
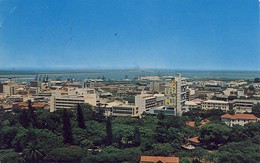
left=0, top=70, right=259, bottom=82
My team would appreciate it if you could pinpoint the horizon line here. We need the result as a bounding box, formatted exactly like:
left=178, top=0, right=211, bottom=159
left=0, top=67, right=260, bottom=72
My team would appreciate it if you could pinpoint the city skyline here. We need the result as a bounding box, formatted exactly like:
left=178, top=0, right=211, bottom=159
left=0, top=0, right=259, bottom=70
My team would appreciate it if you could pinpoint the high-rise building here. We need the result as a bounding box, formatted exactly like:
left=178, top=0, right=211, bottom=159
left=164, top=73, right=187, bottom=116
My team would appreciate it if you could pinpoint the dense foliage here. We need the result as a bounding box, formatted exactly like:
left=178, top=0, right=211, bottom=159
left=0, top=104, right=259, bottom=163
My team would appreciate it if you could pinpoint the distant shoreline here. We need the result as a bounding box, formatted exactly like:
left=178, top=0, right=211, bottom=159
left=0, top=69, right=259, bottom=81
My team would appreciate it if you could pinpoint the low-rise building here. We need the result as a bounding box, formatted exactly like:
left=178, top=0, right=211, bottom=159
left=50, top=88, right=97, bottom=112
left=201, top=100, right=229, bottom=111
left=184, top=101, right=199, bottom=111
left=112, top=105, right=139, bottom=117
left=221, top=114, right=258, bottom=127
left=232, top=99, right=260, bottom=113
left=147, top=106, right=175, bottom=116
left=84, top=79, right=104, bottom=88
left=135, top=94, right=157, bottom=113
left=223, top=88, right=244, bottom=97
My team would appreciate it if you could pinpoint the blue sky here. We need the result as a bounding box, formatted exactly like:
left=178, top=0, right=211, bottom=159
left=0, top=0, right=259, bottom=70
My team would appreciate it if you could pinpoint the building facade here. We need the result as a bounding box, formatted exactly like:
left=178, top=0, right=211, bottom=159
left=135, top=94, right=157, bottom=114
left=112, top=105, right=139, bottom=117
left=232, top=99, right=259, bottom=113
left=164, top=74, right=187, bottom=115
left=221, top=114, right=258, bottom=127
left=201, top=100, right=229, bottom=111
left=50, top=88, right=97, bottom=112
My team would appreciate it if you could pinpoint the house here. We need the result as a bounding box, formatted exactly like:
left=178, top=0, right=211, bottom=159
left=186, top=121, right=195, bottom=127
left=221, top=114, right=258, bottom=127
left=140, top=156, right=179, bottom=163
left=188, top=136, right=200, bottom=146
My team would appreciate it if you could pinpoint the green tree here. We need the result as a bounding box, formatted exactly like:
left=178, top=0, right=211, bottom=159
left=151, top=143, right=173, bottom=156
left=19, top=109, right=30, bottom=128
left=12, top=128, right=64, bottom=155
left=132, top=126, right=141, bottom=147
left=229, top=125, right=248, bottom=142
left=215, top=138, right=260, bottom=163
left=0, top=127, right=19, bottom=149
left=155, top=111, right=168, bottom=143
left=62, top=109, right=73, bottom=144
left=200, top=123, right=231, bottom=149
left=82, top=146, right=141, bottom=163
left=106, top=116, right=113, bottom=146
left=0, top=150, right=24, bottom=163
left=28, top=100, right=38, bottom=128
left=23, top=142, right=43, bottom=162
left=252, top=102, right=260, bottom=117
left=202, top=109, right=225, bottom=121
left=44, top=146, right=84, bottom=162
left=77, top=104, right=86, bottom=129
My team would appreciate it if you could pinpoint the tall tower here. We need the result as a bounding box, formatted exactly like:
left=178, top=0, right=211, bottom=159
left=164, top=73, right=187, bottom=116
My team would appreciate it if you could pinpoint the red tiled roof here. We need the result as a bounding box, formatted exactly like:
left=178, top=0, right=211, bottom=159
left=32, top=102, right=47, bottom=108
left=140, top=156, right=179, bottom=163
left=0, top=104, right=12, bottom=109
left=17, top=102, right=28, bottom=107
left=188, top=136, right=200, bottom=144
left=221, top=114, right=257, bottom=120
left=221, top=114, right=234, bottom=119
left=202, top=119, right=210, bottom=123
left=186, top=121, right=195, bottom=127
left=233, top=114, right=257, bottom=120
left=17, top=102, right=47, bottom=108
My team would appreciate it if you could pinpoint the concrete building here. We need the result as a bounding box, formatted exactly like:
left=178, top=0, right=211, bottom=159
left=153, top=94, right=165, bottom=107
left=186, top=88, right=196, bottom=101
left=50, top=88, right=97, bottom=112
left=84, top=79, right=104, bottom=88
left=112, top=105, right=139, bottom=117
left=164, top=73, right=187, bottom=115
left=146, top=106, right=175, bottom=116
left=223, top=88, right=244, bottom=97
left=201, top=100, right=229, bottom=111
left=204, top=84, right=222, bottom=92
left=0, top=83, right=7, bottom=93
left=149, top=82, right=165, bottom=92
left=135, top=94, right=157, bottom=114
left=3, top=84, right=17, bottom=96
left=139, top=76, right=160, bottom=81
left=232, top=99, right=260, bottom=113
left=30, top=81, right=39, bottom=87
left=221, top=114, right=258, bottom=127
left=183, top=101, right=199, bottom=112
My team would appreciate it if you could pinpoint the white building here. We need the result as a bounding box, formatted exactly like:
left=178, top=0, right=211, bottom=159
left=135, top=94, right=157, bottom=113
left=223, top=88, right=244, bottom=97
left=112, top=105, right=139, bottom=117
left=221, top=114, right=258, bottom=127
left=153, top=94, right=165, bottom=107
left=232, top=99, right=260, bottom=113
left=50, top=88, right=97, bottom=112
left=201, top=100, right=229, bottom=111
left=3, top=85, right=17, bottom=96
left=183, top=101, right=199, bottom=112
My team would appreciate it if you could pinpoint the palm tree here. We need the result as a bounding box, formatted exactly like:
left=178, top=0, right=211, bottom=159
left=23, top=142, right=43, bottom=162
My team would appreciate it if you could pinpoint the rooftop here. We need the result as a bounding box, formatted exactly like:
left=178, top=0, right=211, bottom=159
left=140, top=156, right=179, bottom=163
left=186, top=121, right=195, bottom=127
left=188, top=136, right=200, bottom=144
left=221, top=114, right=258, bottom=120
left=203, top=100, right=228, bottom=104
